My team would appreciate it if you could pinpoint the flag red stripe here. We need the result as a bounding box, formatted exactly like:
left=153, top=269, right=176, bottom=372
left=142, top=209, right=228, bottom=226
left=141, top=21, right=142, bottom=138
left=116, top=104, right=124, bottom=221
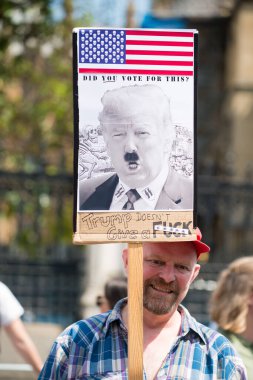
left=126, top=59, right=193, bottom=66
left=79, top=68, right=193, bottom=76
left=126, top=30, right=194, bottom=38
left=126, top=40, right=193, bottom=47
left=126, top=49, right=193, bottom=57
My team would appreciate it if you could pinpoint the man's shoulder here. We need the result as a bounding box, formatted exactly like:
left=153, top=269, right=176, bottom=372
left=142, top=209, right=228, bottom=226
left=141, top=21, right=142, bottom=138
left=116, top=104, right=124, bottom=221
left=79, top=172, right=116, bottom=206
left=165, top=169, right=192, bottom=191
left=159, top=169, right=193, bottom=209
left=56, top=312, right=110, bottom=350
left=194, top=320, right=246, bottom=361
left=182, top=307, right=242, bottom=356
left=0, top=281, right=10, bottom=294
left=0, top=282, right=24, bottom=324
left=194, top=322, right=247, bottom=377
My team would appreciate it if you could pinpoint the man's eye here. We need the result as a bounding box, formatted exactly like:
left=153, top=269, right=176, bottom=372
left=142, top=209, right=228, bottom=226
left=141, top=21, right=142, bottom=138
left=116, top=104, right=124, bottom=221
left=176, top=264, right=189, bottom=272
left=136, top=131, right=150, bottom=137
left=147, top=260, right=164, bottom=266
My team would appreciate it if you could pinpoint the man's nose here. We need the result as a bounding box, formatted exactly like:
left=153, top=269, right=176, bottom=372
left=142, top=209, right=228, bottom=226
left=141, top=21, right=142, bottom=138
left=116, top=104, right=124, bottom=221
left=124, top=136, right=137, bottom=153
left=158, top=265, right=176, bottom=283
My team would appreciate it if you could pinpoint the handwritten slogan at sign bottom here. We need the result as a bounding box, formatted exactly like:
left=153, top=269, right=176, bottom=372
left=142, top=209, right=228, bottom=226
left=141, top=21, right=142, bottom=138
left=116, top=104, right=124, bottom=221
left=73, top=211, right=196, bottom=244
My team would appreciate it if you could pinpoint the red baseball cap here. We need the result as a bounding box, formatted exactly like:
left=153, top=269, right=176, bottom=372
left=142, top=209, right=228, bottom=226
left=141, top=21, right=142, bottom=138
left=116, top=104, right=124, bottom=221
left=192, top=228, right=210, bottom=258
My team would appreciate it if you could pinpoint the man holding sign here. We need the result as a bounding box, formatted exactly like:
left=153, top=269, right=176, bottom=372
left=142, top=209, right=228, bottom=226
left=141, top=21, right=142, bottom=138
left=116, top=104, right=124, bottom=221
left=79, top=84, right=193, bottom=211
left=38, top=229, right=246, bottom=379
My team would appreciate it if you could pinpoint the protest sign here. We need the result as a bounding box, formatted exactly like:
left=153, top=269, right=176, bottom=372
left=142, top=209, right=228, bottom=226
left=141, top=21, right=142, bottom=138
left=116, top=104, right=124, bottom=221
left=72, top=27, right=199, bottom=379
left=73, top=27, right=198, bottom=244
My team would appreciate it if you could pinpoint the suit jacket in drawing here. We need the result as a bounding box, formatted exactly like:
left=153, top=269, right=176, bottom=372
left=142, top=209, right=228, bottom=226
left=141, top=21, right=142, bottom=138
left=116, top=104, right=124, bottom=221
left=79, top=169, right=193, bottom=211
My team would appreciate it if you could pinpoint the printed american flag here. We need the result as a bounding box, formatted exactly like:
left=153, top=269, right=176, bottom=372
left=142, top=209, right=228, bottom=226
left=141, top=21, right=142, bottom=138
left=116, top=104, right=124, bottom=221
left=78, top=28, right=196, bottom=76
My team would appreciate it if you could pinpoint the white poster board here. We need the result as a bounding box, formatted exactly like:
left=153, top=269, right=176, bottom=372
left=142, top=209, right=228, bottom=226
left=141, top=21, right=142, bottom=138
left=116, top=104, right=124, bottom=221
left=72, top=27, right=198, bottom=243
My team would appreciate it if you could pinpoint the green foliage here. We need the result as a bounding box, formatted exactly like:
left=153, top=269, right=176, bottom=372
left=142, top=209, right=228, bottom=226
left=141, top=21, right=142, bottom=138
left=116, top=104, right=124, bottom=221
left=0, top=0, right=85, bottom=255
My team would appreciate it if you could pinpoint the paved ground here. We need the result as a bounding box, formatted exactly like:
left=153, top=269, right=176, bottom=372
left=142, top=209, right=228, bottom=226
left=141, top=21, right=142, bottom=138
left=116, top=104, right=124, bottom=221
left=0, top=322, right=63, bottom=380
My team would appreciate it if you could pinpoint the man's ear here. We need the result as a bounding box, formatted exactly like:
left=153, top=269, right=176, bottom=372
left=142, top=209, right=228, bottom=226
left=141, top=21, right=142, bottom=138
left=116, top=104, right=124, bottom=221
left=122, top=248, right=129, bottom=272
left=190, top=264, right=200, bottom=285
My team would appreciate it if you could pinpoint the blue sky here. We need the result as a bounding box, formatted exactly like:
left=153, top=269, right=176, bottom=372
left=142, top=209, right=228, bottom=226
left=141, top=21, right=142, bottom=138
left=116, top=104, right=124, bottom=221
left=52, top=0, right=152, bottom=27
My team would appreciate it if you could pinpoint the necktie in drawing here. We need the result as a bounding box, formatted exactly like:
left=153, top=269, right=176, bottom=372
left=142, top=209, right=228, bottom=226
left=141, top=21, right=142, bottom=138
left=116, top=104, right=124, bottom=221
left=122, top=189, right=140, bottom=210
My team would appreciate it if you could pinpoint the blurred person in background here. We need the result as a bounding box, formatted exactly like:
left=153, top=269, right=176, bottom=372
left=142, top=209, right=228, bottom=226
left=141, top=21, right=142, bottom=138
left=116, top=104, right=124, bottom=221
left=96, top=275, right=127, bottom=312
left=209, top=256, right=253, bottom=379
left=0, top=281, right=43, bottom=375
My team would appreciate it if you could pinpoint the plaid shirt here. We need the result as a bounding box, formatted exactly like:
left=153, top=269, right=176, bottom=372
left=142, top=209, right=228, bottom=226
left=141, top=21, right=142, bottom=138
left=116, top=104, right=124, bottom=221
left=39, top=299, right=247, bottom=380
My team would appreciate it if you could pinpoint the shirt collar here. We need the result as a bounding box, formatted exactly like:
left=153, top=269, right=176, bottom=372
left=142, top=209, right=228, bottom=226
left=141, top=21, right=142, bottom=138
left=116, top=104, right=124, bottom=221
left=113, top=162, right=169, bottom=208
left=102, top=299, right=206, bottom=345
left=178, top=304, right=206, bottom=344
left=102, top=298, right=128, bottom=336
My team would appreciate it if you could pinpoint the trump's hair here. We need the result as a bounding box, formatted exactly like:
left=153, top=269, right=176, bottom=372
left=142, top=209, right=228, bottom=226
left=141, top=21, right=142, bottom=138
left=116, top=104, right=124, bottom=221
left=98, top=84, right=172, bottom=130
left=209, top=256, right=253, bottom=333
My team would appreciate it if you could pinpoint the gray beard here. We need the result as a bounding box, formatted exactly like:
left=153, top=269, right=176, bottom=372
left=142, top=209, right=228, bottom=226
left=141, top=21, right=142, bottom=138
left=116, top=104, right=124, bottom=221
left=143, top=278, right=179, bottom=315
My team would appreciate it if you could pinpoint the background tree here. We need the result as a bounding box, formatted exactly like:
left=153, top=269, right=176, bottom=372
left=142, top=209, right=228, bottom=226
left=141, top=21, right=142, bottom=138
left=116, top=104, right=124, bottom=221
left=0, top=0, right=77, bottom=254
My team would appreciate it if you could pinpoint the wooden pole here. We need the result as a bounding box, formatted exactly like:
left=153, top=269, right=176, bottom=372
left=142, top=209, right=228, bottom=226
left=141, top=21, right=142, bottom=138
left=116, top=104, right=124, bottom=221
left=128, top=242, right=143, bottom=380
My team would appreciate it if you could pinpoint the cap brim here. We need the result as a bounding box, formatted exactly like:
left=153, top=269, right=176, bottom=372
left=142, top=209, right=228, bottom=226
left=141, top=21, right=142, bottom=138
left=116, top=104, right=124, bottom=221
left=193, top=241, right=210, bottom=258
